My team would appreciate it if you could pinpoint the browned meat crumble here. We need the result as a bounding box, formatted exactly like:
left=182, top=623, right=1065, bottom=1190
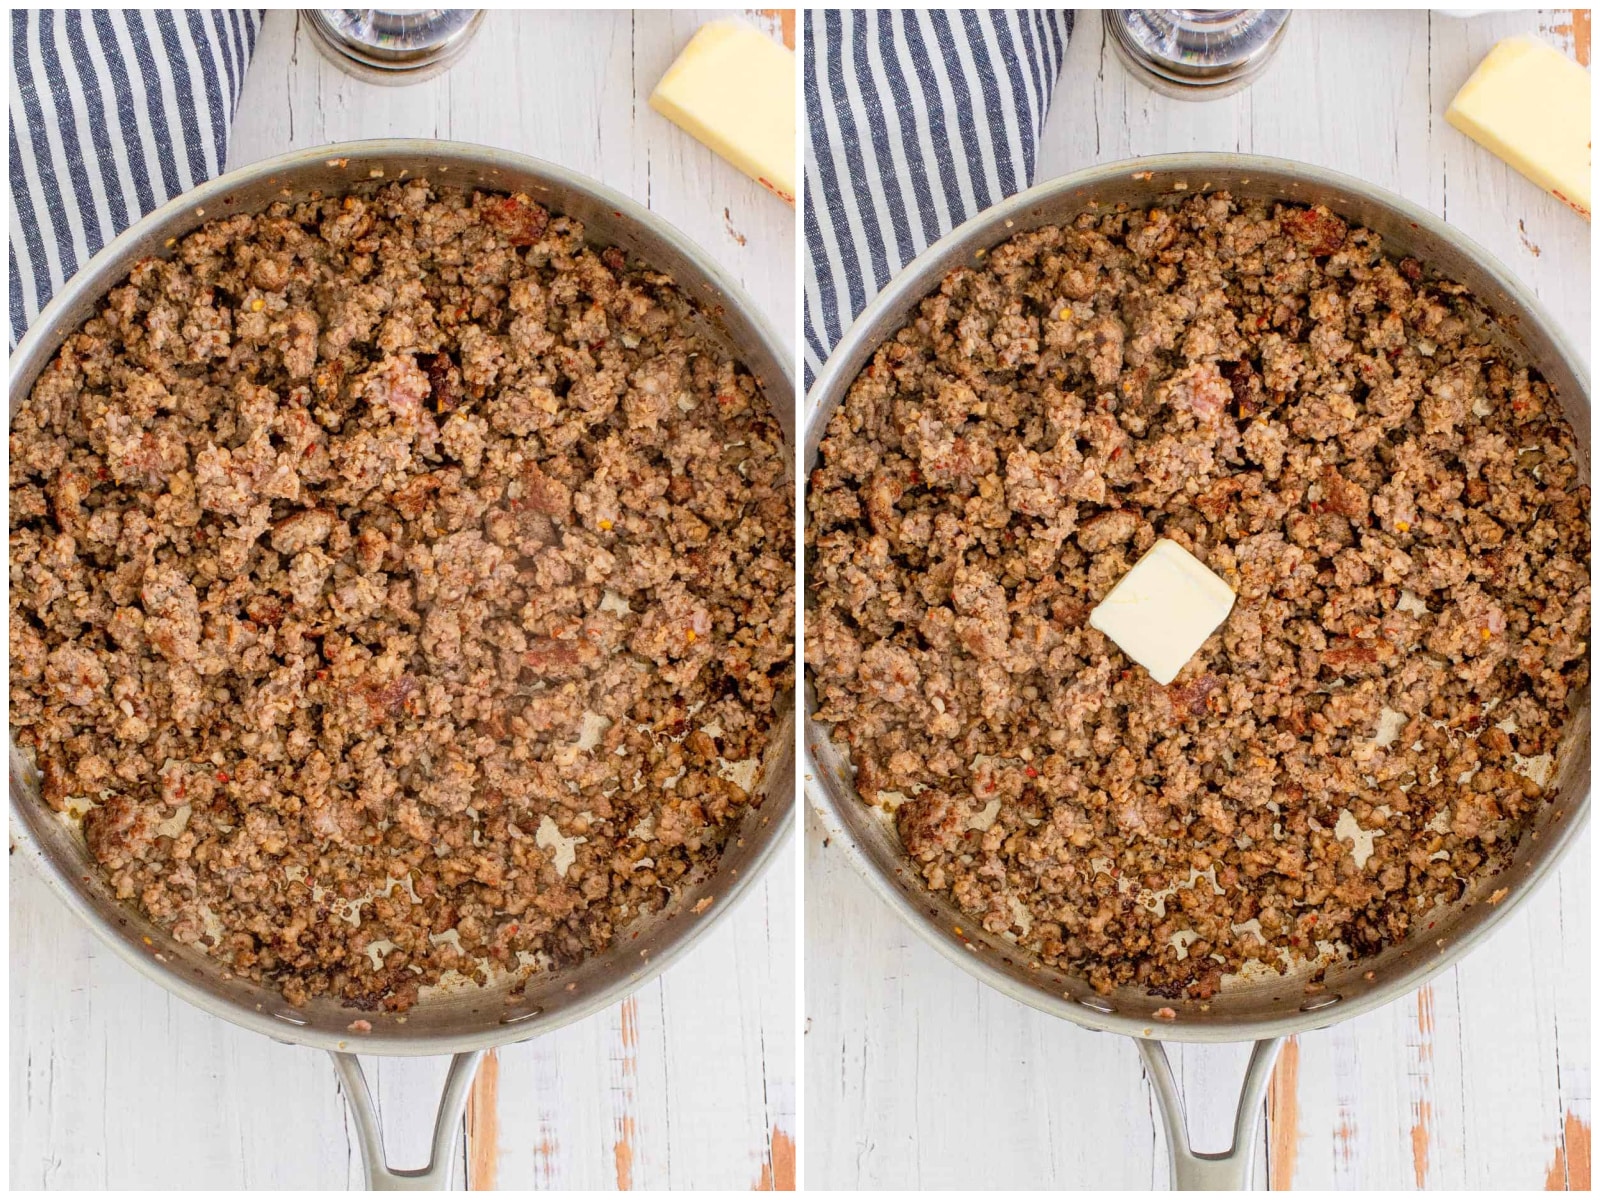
left=11, top=181, right=794, bottom=1010
left=806, top=193, right=1588, bottom=999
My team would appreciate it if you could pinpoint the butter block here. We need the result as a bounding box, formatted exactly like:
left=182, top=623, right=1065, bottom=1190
left=1446, top=36, right=1590, bottom=220
left=1089, top=539, right=1236, bottom=686
left=650, top=21, right=796, bottom=205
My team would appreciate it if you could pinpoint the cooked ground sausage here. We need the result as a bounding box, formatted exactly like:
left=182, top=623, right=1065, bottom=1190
left=807, top=194, right=1587, bottom=999
left=10, top=181, right=794, bottom=1010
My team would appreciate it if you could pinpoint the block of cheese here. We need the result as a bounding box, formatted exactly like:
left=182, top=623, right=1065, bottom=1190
left=650, top=20, right=796, bottom=205
left=1089, top=539, right=1236, bottom=687
left=1446, top=36, right=1590, bottom=220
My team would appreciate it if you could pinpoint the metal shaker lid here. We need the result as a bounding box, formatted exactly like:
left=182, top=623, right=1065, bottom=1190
left=1106, top=9, right=1292, bottom=100
left=304, top=9, right=485, bottom=84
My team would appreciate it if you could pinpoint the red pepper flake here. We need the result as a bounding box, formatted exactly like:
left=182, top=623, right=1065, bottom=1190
left=1024, top=766, right=1038, bottom=778
left=215, top=771, right=230, bottom=783
left=1110, top=446, right=1124, bottom=460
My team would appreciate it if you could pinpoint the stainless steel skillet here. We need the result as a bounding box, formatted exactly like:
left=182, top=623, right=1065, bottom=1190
left=10, top=139, right=796, bottom=1189
left=803, top=153, right=1589, bottom=1190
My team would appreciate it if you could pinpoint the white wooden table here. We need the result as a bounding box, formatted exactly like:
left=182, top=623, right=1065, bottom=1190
left=806, top=8, right=1590, bottom=1190
left=10, top=10, right=796, bottom=1190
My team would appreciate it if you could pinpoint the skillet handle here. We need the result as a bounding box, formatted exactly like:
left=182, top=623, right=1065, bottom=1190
left=330, top=1049, right=485, bottom=1189
left=1137, top=1037, right=1283, bottom=1190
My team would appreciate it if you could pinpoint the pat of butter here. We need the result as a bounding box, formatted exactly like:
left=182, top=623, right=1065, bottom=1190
left=1446, top=37, right=1591, bottom=220
left=649, top=21, right=796, bottom=205
left=1089, top=539, right=1236, bottom=687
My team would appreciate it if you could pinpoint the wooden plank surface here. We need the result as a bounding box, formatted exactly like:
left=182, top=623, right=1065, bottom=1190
left=805, top=8, right=1590, bottom=1190
left=10, top=9, right=796, bottom=1190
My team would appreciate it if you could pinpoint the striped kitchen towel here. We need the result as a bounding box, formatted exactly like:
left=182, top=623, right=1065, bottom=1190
left=10, top=9, right=264, bottom=346
left=803, top=8, right=1073, bottom=390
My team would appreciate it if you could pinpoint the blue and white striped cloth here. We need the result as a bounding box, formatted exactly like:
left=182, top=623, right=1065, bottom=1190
left=803, top=8, right=1073, bottom=390
left=9, top=9, right=263, bottom=346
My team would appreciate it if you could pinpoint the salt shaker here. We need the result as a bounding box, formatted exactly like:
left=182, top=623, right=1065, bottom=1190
left=1105, top=9, right=1292, bottom=100
left=304, top=9, right=485, bottom=85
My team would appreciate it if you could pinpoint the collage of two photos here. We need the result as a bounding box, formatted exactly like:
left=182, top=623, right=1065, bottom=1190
left=8, top=4, right=1592, bottom=1193
left=11, top=7, right=798, bottom=1190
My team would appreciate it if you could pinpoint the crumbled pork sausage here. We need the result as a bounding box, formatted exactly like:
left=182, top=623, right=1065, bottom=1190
left=10, top=181, right=794, bottom=1010
left=807, top=194, right=1588, bottom=999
